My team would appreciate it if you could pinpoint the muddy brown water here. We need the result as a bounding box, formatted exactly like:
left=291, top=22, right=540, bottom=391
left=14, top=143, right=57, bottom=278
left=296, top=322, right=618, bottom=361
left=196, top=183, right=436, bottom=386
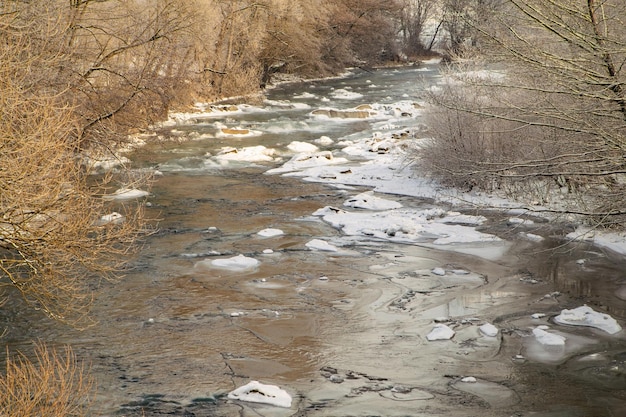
left=1, top=66, right=626, bottom=417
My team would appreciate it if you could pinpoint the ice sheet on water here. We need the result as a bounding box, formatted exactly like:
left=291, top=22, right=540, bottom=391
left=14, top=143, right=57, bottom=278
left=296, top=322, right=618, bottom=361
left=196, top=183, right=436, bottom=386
left=312, top=206, right=500, bottom=246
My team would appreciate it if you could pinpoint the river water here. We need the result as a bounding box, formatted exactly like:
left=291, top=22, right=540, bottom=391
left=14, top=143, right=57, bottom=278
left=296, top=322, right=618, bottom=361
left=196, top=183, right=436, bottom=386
left=3, top=63, right=626, bottom=416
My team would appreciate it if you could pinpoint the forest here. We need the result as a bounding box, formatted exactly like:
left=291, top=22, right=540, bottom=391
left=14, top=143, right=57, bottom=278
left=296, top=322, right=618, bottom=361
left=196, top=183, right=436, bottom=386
left=0, top=0, right=625, bottom=415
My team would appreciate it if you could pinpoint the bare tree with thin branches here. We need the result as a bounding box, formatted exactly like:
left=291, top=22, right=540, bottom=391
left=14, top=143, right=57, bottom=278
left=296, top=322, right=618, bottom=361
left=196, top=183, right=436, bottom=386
left=422, top=0, right=626, bottom=226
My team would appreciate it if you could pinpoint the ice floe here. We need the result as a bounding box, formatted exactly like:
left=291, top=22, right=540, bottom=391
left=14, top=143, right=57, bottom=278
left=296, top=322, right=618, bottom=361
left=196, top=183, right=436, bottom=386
left=306, top=239, right=339, bottom=252
left=227, top=381, right=292, bottom=408
left=532, top=328, right=566, bottom=346
left=98, top=212, right=125, bottom=225
left=287, top=141, right=319, bottom=153
left=426, top=324, right=455, bottom=341
left=213, top=146, right=276, bottom=163
left=103, top=188, right=149, bottom=200
left=266, top=151, right=349, bottom=174
left=195, top=254, right=260, bottom=271
left=330, top=88, right=363, bottom=100
left=554, top=305, right=622, bottom=334
left=431, top=267, right=446, bottom=276
left=343, top=191, right=402, bottom=210
left=311, top=206, right=500, bottom=245
left=257, top=228, right=285, bottom=238
left=479, top=323, right=499, bottom=337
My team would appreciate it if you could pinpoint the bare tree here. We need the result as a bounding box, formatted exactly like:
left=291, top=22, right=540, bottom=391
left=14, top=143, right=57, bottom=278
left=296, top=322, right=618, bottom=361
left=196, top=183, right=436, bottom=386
left=3, top=0, right=195, bottom=150
left=423, top=0, right=626, bottom=225
left=323, top=0, right=404, bottom=67
left=257, top=0, right=331, bottom=86
left=398, top=0, right=438, bottom=57
left=0, top=4, right=146, bottom=327
left=436, top=0, right=504, bottom=56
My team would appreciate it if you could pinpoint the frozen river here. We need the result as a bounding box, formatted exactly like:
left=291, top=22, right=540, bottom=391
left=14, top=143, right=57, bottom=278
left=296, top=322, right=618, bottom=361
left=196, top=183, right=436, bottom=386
left=3, top=62, right=626, bottom=416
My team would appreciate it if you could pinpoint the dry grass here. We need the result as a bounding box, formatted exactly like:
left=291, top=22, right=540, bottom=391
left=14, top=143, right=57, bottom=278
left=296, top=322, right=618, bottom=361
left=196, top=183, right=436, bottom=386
left=0, top=343, right=93, bottom=417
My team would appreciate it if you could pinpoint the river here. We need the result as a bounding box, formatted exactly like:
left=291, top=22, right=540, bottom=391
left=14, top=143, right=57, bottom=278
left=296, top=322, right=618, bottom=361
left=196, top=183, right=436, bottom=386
left=3, top=62, right=626, bottom=417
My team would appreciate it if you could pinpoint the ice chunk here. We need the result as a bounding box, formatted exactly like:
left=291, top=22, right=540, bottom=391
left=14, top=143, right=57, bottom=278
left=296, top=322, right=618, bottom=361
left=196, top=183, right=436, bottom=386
left=257, top=228, right=284, bottom=237
left=305, top=239, right=338, bottom=252
left=532, top=328, right=566, bottom=346
left=426, top=324, right=455, bottom=341
left=227, top=381, right=292, bottom=408
left=214, top=145, right=275, bottom=162
left=554, top=305, right=622, bottom=334
left=287, top=141, right=319, bottom=153
left=103, top=188, right=149, bottom=200
left=330, top=88, right=363, bottom=100
left=343, top=191, right=402, bottom=210
left=194, top=254, right=260, bottom=271
left=99, top=212, right=124, bottom=225
left=479, top=323, right=498, bottom=337
left=315, top=136, right=334, bottom=145
left=431, top=267, right=446, bottom=276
